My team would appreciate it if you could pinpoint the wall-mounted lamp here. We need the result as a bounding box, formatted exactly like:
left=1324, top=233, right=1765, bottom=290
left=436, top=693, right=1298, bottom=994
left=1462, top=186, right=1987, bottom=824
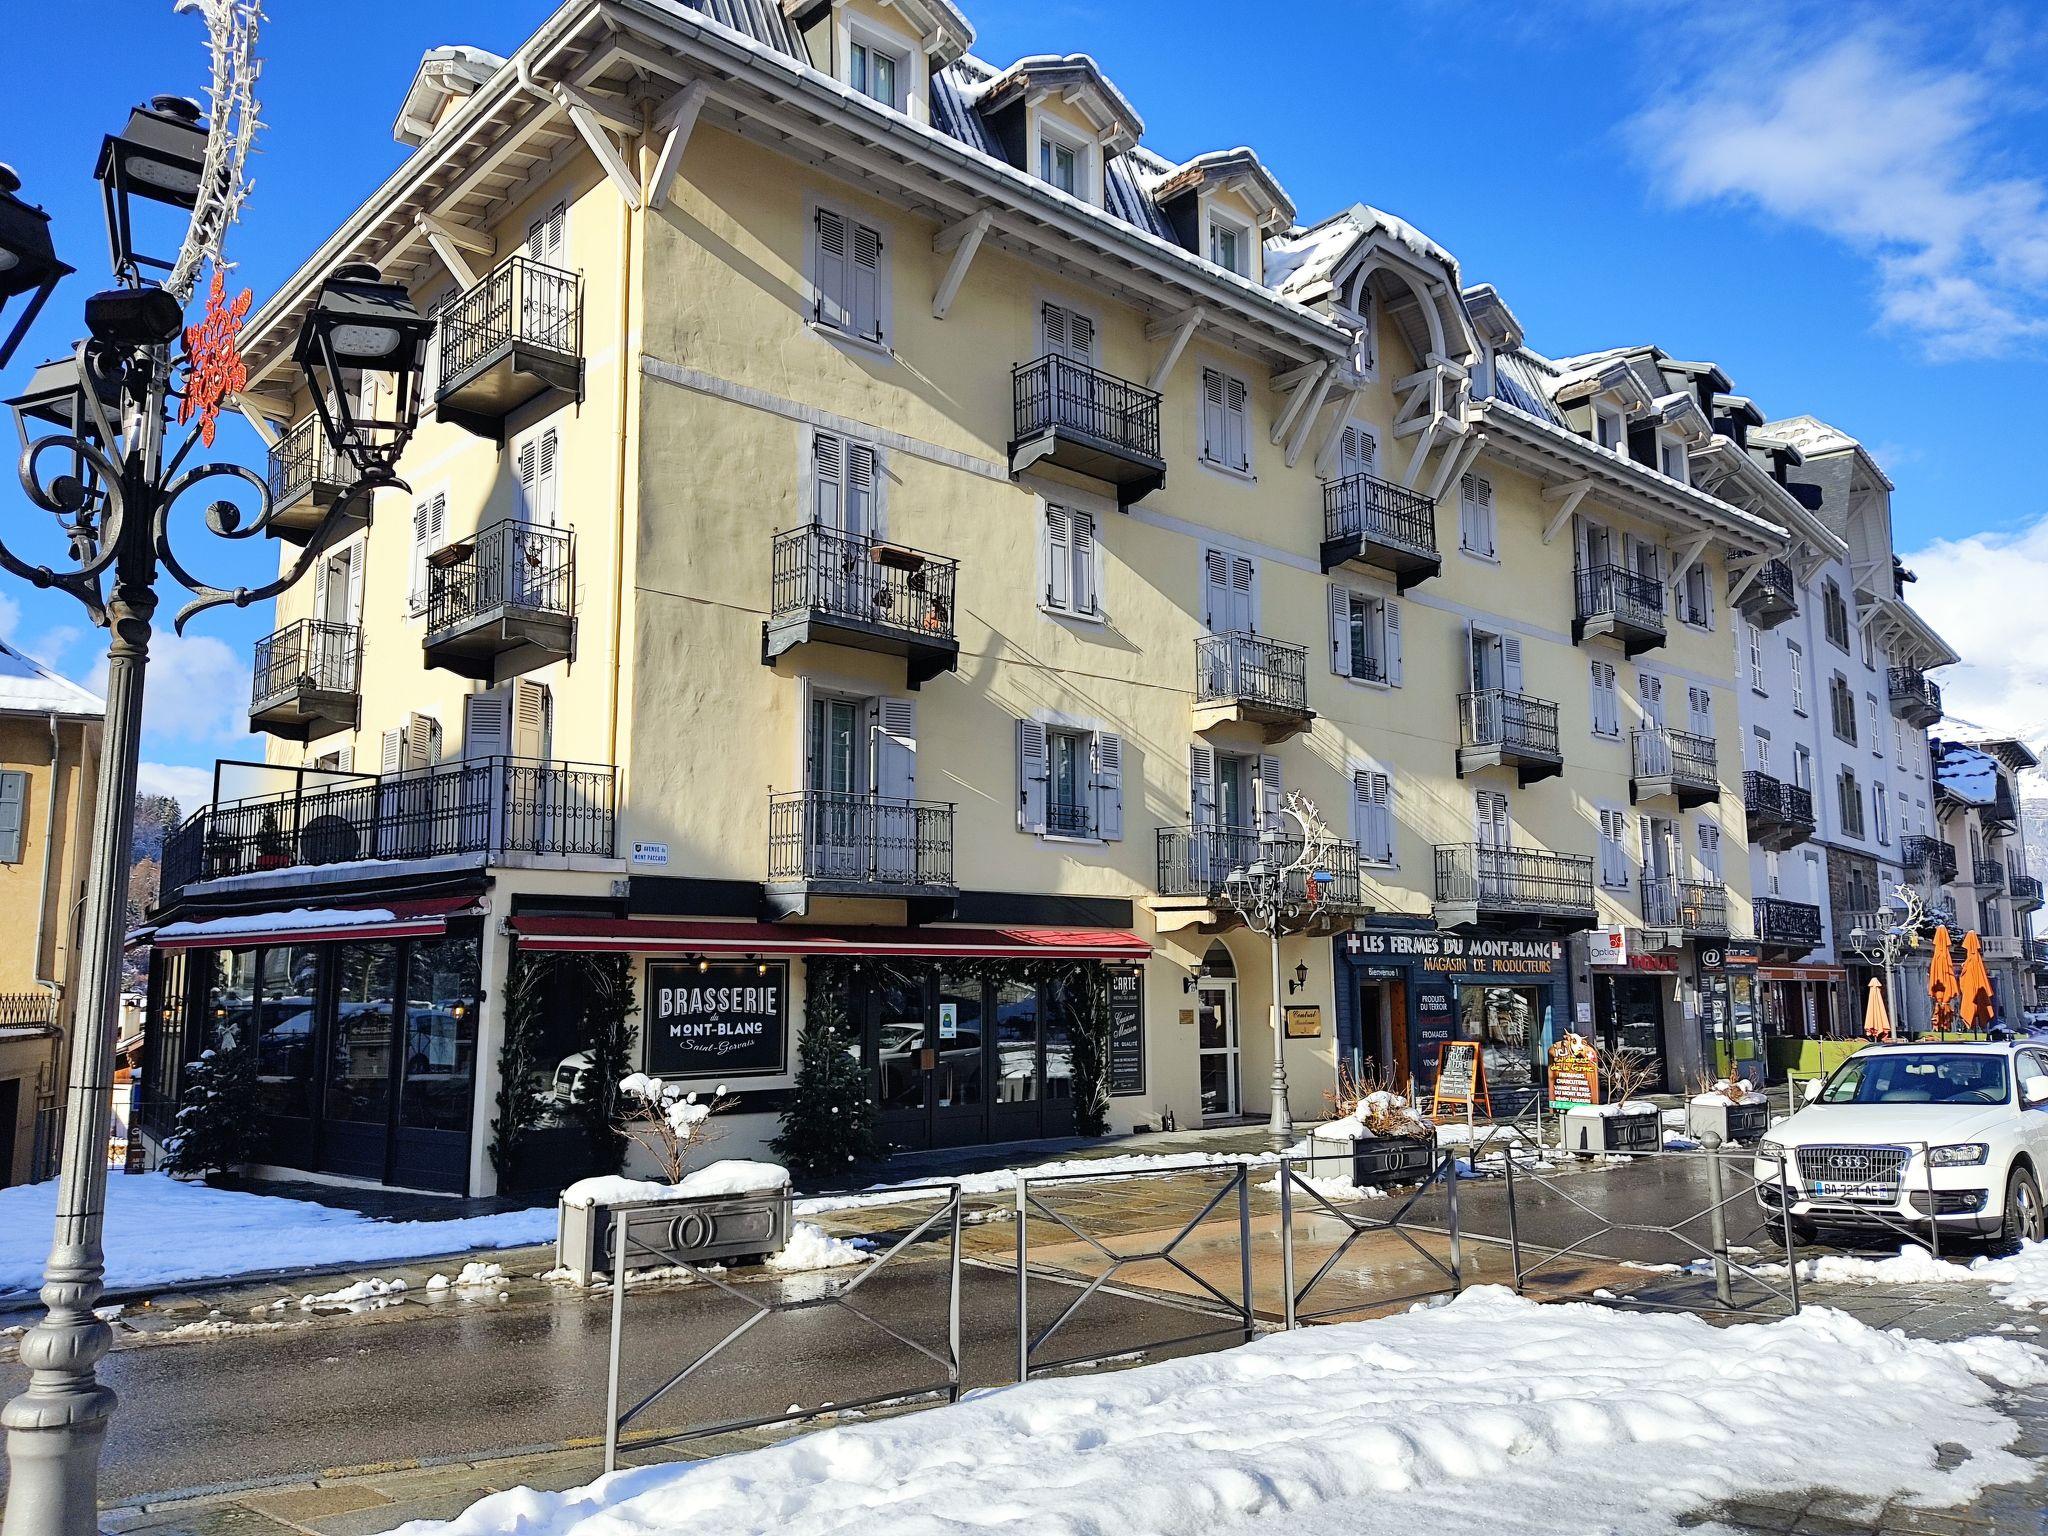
left=1288, top=961, right=1310, bottom=995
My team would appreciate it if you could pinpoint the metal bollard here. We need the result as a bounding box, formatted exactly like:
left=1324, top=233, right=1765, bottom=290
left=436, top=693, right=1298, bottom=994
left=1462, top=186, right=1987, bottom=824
left=1702, top=1132, right=1734, bottom=1309
left=1776, top=1161, right=1802, bottom=1315
left=1922, top=1143, right=1941, bottom=1262
left=1444, top=1148, right=1464, bottom=1295
left=603, top=1212, right=629, bottom=1473
left=1015, top=1177, right=1030, bottom=1383
left=1278, top=1160, right=1298, bottom=1330
left=1502, top=1140, right=1525, bottom=1293
left=1237, top=1169, right=1254, bottom=1342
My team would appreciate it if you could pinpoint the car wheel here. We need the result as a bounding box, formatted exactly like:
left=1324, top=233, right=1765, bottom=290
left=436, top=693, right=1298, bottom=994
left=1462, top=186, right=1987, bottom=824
left=2000, top=1167, right=2045, bottom=1247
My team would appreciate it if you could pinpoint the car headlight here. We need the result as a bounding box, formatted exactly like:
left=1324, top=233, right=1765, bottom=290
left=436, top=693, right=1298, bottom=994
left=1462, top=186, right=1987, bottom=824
left=1755, top=1139, right=1787, bottom=1168
left=1928, top=1143, right=1990, bottom=1167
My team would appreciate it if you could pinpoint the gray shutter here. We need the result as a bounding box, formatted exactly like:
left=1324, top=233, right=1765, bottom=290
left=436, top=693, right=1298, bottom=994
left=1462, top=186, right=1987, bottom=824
left=463, top=691, right=508, bottom=760
left=0, top=771, right=25, bottom=863
left=1502, top=634, right=1524, bottom=694
left=1044, top=508, right=1071, bottom=610
left=1189, top=744, right=1216, bottom=827
left=1383, top=600, right=1403, bottom=686
left=1258, top=754, right=1283, bottom=832
left=1328, top=585, right=1351, bottom=677
left=1094, top=732, right=1123, bottom=841
left=875, top=696, right=916, bottom=800
left=814, top=208, right=850, bottom=329
left=850, top=221, right=882, bottom=341
left=1016, top=719, right=1048, bottom=833
left=380, top=727, right=405, bottom=775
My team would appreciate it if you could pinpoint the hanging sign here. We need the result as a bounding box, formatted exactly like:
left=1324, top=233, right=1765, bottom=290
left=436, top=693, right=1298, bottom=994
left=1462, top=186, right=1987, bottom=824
left=1283, top=1005, right=1322, bottom=1039
left=1107, top=967, right=1145, bottom=1096
left=1589, top=928, right=1629, bottom=968
left=1427, top=1040, right=1489, bottom=1117
left=644, top=961, right=788, bottom=1078
left=1547, top=1032, right=1601, bottom=1109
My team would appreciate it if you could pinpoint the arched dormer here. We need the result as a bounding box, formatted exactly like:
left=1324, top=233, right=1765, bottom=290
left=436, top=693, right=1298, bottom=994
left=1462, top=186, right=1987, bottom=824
left=786, top=0, right=975, bottom=125
left=970, top=54, right=1144, bottom=208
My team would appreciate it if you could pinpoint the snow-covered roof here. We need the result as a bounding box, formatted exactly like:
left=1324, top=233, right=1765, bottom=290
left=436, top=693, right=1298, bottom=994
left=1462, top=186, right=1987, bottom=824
left=392, top=45, right=505, bottom=147
left=1763, top=414, right=1894, bottom=491
left=1145, top=148, right=1296, bottom=231
left=965, top=53, right=1144, bottom=151
left=1935, top=743, right=2004, bottom=805
left=1265, top=203, right=1459, bottom=304
left=0, top=639, right=102, bottom=721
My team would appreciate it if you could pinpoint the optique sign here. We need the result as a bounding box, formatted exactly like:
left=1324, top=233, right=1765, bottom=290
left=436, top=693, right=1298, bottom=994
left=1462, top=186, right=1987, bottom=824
left=644, top=961, right=788, bottom=1078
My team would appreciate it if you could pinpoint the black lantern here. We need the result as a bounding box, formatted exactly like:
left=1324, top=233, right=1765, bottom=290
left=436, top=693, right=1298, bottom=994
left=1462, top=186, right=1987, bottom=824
left=1288, top=960, right=1310, bottom=995
left=7, top=350, right=119, bottom=442
left=0, top=166, right=72, bottom=371
left=94, top=95, right=210, bottom=282
left=293, top=261, right=433, bottom=482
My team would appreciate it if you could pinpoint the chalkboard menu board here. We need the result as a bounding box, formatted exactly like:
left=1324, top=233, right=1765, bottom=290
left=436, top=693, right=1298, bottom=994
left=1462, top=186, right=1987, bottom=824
left=1107, top=967, right=1145, bottom=1096
left=1429, top=1040, right=1483, bottom=1114
left=644, top=961, right=788, bottom=1078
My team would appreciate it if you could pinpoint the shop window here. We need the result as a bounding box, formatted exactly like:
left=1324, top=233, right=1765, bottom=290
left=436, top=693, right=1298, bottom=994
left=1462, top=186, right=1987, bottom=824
left=403, top=936, right=480, bottom=1134
left=994, top=978, right=1038, bottom=1105
left=1458, top=984, right=1544, bottom=1099
left=327, top=943, right=399, bottom=1132
left=253, top=945, right=321, bottom=1124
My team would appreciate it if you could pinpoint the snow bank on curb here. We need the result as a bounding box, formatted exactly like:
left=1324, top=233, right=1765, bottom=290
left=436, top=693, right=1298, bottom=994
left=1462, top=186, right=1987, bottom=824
left=1762, top=1241, right=2048, bottom=1310
left=0, top=1173, right=557, bottom=1293
left=386, top=1288, right=2045, bottom=1536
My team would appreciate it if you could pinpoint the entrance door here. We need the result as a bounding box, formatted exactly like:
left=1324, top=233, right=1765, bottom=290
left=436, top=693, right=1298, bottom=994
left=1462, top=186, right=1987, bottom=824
left=930, top=969, right=988, bottom=1147
left=807, top=695, right=867, bottom=880
left=1197, top=980, right=1239, bottom=1119
left=0, top=1077, right=17, bottom=1187
left=873, top=973, right=929, bottom=1152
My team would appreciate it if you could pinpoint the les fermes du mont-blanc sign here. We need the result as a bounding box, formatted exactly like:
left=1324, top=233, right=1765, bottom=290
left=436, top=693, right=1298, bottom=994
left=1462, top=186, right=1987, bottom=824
left=645, top=960, right=789, bottom=1078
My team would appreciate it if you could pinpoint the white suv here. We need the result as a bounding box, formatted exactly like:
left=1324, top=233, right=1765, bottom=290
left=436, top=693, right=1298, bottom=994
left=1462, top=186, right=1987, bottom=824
left=1755, top=1041, right=2048, bottom=1247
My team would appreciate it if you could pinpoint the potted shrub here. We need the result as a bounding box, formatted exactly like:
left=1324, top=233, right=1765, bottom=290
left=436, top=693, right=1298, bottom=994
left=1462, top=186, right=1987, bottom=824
left=1304, top=1065, right=1437, bottom=1189
left=555, top=1076, right=791, bottom=1283
left=252, top=806, right=292, bottom=871
left=1686, top=1073, right=1771, bottom=1145
left=1562, top=1047, right=1662, bottom=1156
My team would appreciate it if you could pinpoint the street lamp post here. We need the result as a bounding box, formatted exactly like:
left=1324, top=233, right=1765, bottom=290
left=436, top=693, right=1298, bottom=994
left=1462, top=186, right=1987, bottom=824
left=0, top=124, right=429, bottom=1532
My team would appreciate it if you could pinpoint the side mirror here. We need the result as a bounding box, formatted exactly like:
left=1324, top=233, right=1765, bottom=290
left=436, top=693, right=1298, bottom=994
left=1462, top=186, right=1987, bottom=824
left=2023, top=1075, right=2048, bottom=1108
left=1802, top=1078, right=1824, bottom=1103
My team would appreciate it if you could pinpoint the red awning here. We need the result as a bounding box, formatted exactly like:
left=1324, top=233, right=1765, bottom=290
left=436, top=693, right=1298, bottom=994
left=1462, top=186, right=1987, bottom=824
left=508, top=916, right=1151, bottom=961
left=154, top=896, right=480, bottom=950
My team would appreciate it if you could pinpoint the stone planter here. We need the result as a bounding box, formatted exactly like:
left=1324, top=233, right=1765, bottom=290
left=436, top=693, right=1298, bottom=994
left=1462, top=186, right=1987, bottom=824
left=1562, top=1105, right=1661, bottom=1157
left=557, top=1189, right=791, bottom=1283
left=1686, top=1097, right=1771, bottom=1146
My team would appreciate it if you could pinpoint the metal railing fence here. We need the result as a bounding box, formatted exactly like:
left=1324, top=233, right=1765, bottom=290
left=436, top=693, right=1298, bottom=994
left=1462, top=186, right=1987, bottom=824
left=1276, top=1151, right=1464, bottom=1327
left=1011, top=354, right=1163, bottom=461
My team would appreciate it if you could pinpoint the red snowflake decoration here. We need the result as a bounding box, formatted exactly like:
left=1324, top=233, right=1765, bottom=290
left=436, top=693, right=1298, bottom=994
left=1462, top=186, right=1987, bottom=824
left=179, top=270, right=254, bottom=448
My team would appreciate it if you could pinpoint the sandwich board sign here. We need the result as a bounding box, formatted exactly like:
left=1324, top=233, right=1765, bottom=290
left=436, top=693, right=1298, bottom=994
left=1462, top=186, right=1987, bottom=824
left=1427, top=1040, right=1489, bottom=1118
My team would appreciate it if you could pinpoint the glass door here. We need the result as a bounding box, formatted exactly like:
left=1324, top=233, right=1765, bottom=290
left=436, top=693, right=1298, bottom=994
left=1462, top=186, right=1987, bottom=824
left=1197, top=980, right=1239, bottom=1119
left=807, top=695, right=867, bottom=880
left=873, top=972, right=930, bottom=1152
left=391, top=936, right=481, bottom=1192
left=319, top=943, right=399, bottom=1182
left=931, top=969, right=988, bottom=1147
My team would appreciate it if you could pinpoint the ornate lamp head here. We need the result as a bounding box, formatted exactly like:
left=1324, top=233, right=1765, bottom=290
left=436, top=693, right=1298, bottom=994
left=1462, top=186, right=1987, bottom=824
left=0, top=165, right=72, bottom=370
left=293, top=261, right=432, bottom=485
left=95, top=96, right=211, bottom=284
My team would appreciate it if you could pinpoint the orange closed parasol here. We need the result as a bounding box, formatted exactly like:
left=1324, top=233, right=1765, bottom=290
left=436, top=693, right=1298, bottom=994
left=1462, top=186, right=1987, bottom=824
left=1861, top=977, right=1892, bottom=1041
left=1959, top=931, right=1996, bottom=1031
left=1927, top=925, right=1958, bottom=1033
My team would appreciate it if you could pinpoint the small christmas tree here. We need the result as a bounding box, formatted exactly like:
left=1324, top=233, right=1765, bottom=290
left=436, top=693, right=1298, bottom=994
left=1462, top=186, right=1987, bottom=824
left=773, top=959, right=881, bottom=1182
left=161, top=1039, right=263, bottom=1179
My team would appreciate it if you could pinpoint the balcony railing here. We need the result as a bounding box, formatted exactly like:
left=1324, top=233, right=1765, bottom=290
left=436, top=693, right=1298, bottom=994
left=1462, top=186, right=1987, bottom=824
left=1902, top=834, right=1957, bottom=884
left=1631, top=727, right=1718, bottom=804
left=1982, top=935, right=2026, bottom=962
left=1320, top=471, right=1440, bottom=586
left=767, top=790, right=954, bottom=893
left=264, top=414, right=353, bottom=530
left=1887, top=667, right=1943, bottom=726
left=1574, top=563, right=1665, bottom=650
left=425, top=520, right=576, bottom=679
left=436, top=255, right=582, bottom=395
left=1460, top=689, right=1561, bottom=759
left=1754, top=897, right=1823, bottom=953
left=1974, top=857, right=2006, bottom=891
left=1156, top=824, right=1367, bottom=910
left=763, top=524, right=959, bottom=686
left=251, top=620, right=359, bottom=708
left=1642, top=876, right=1729, bottom=936
left=160, top=756, right=616, bottom=897
left=2009, top=872, right=2043, bottom=908
left=1009, top=355, right=1164, bottom=505
left=1194, top=631, right=1311, bottom=722
left=2030, top=939, right=2048, bottom=969
left=1733, top=558, right=1797, bottom=628
left=1433, top=843, right=1595, bottom=923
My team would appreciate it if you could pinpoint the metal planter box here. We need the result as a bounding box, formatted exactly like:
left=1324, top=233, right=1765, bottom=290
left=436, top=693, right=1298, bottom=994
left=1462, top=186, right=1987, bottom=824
left=1686, top=1097, right=1771, bottom=1146
left=1351, top=1133, right=1438, bottom=1188
left=557, top=1190, right=791, bottom=1283
left=1563, top=1106, right=1661, bottom=1157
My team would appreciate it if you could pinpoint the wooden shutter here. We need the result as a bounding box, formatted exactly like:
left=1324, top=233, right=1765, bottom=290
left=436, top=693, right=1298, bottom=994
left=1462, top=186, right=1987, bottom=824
left=1328, top=585, right=1352, bottom=677
left=1202, top=548, right=1230, bottom=631
left=875, top=696, right=916, bottom=800
left=380, top=727, right=405, bottom=775
left=1460, top=474, right=1492, bottom=555
left=1476, top=790, right=1509, bottom=849
left=1016, top=719, right=1048, bottom=833
left=850, top=221, right=883, bottom=341
left=1353, top=766, right=1394, bottom=865
left=463, top=691, right=508, bottom=760
left=1200, top=369, right=1226, bottom=464
left=0, top=771, right=24, bottom=863
left=1093, top=732, right=1123, bottom=841
left=1044, top=508, right=1071, bottom=610
left=812, top=431, right=843, bottom=528
left=1337, top=423, right=1375, bottom=479
left=813, top=208, right=850, bottom=329
left=1042, top=303, right=1095, bottom=364
left=1188, top=744, right=1216, bottom=826
left=1230, top=554, right=1256, bottom=632
left=846, top=441, right=876, bottom=537
left=405, top=712, right=440, bottom=769
left=1383, top=600, right=1403, bottom=686
left=527, top=203, right=566, bottom=265
left=1223, top=375, right=1250, bottom=470
left=1258, top=753, right=1283, bottom=832
left=1501, top=634, right=1524, bottom=694
left=533, top=428, right=559, bottom=525
left=345, top=539, right=365, bottom=625
left=511, top=680, right=550, bottom=760
left=1688, top=685, right=1713, bottom=736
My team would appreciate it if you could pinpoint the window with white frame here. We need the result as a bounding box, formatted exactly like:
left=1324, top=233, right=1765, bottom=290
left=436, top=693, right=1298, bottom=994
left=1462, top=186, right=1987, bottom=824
left=1765, top=848, right=1781, bottom=895
left=849, top=35, right=907, bottom=110
left=408, top=489, right=449, bottom=615
left=1788, top=641, right=1807, bottom=714
left=1330, top=586, right=1403, bottom=686
left=1016, top=719, right=1122, bottom=841
left=1589, top=659, right=1621, bottom=738
left=1036, top=122, right=1089, bottom=199
left=1042, top=505, right=1100, bottom=619
left=1659, top=435, right=1689, bottom=484
left=1199, top=367, right=1251, bottom=473
left=1598, top=807, right=1630, bottom=889
left=1866, top=691, right=1881, bottom=755
left=1679, top=560, right=1712, bottom=628
left=1860, top=622, right=1876, bottom=670
left=1748, top=623, right=1766, bottom=692
left=1207, top=212, right=1251, bottom=276
left=1838, top=768, right=1865, bottom=838
left=1753, top=726, right=1771, bottom=773
left=1351, top=764, right=1396, bottom=866
left=1594, top=404, right=1625, bottom=452
left=1459, top=473, right=1496, bottom=557
left=1793, top=743, right=1813, bottom=791
left=811, top=206, right=886, bottom=345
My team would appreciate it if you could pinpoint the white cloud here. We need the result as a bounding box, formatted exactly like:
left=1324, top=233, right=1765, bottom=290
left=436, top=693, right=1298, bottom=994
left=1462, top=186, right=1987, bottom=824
left=1635, top=23, right=2048, bottom=360
left=136, top=762, right=216, bottom=809
left=87, top=631, right=252, bottom=749
left=1902, top=515, right=2048, bottom=757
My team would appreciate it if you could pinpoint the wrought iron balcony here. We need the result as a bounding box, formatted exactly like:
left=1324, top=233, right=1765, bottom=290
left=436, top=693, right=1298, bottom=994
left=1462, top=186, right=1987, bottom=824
left=2009, top=871, right=2042, bottom=910
left=1154, top=824, right=1368, bottom=914
left=248, top=620, right=360, bottom=742
left=264, top=414, right=357, bottom=544
left=1193, top=631, right=1314, bottom=742
left=1901, top=833, right=1957, bottom=884
left=1320, top=471, right=1440, bottom=589
left=765, top=789, right=955, bottom=918
left=1631, top=727, right=1718, bottom=809
left=1008, top=355, right=1164, bottom=507
left=1733, top=557, right=1797, bottom=631
left=434, top=254, right=583, bottom=440
left=1433, top=843, right=1595, bottom=930
left=1974, top=857, right=2006, bottom=891
left=2030, top=938, right=2048, bottom=972
left=1642, top=877, right=1730, bottom=937
left=424, top=519, right=576, bottom=683
left=160, top=756, right=616, bottom=898
left=1754, top=897, right=1823, bottom=958
left=1888, top=667, right=1943, bottom=728
left=762, top=525, right=959, bottom=689
left=1456, top=689, right=1562, bottom=785
left=1744, top=771, right=1815, bottom=850
left=1573, top=563, right=1665, bottom=655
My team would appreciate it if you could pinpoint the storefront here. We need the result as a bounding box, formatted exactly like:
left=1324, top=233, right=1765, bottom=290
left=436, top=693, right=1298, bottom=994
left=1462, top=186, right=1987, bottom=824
left=1756, top=963, right=1846, bottom=1042
left=1696, top=940, right=1760, bottom=1083
left=1590, top=969, right=1673, bottom=1090
left=1332, top=922, right=1569, bottom=1113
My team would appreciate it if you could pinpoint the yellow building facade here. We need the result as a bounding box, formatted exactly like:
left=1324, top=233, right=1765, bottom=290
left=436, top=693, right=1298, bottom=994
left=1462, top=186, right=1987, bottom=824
left=139, top=0, right=1796, bottom=1195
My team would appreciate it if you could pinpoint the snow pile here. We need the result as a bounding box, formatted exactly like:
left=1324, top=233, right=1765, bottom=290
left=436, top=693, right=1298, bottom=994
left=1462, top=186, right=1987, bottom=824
left=153, top=907, right=397, bottom=941
left=292, top=1276, right=405, bottom=1309
left=392, top=1289, right=2045, bottom=1536
left=1260, top=1171, right=1381, bottom=1203
left=560, top=1160, right=790, bottom=1210
left=1591, top=1099, right=1660, bottom=1118
left=0, top=1173, right=556, bottom=1294
left=1768, top=1241, right=2048, bottom=1311
left=617, top=1074, right=718, bottom=1142
left=764, top=1223, right=871, bottom=1273
left=427, top=1262, right=507, bottom=1292
left=1690, top=1076, right=1762, bottom=1107
left=796, top=1149, right=1279, bottom=1216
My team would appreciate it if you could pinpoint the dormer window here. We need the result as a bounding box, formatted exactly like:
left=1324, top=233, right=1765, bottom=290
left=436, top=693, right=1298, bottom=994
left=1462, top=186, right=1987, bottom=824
left=850, top=38, right=905, bottom=110
left=1040, top=136, right=1079, bottom=195
left=1659, top=435, right=1689, bottom=485
left=1208, top=213, right=1250, bottom=276
left=1594, top=405, right=1625, bottom=452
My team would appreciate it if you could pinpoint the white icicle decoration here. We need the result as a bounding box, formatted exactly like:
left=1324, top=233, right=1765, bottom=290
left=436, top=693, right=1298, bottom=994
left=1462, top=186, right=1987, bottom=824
left=167, top=0, right=265, bottom=300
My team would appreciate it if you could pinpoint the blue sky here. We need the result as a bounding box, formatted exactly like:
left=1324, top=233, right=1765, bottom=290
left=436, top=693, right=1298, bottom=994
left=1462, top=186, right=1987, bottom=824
left=4, top=0, right=2047, bottom=802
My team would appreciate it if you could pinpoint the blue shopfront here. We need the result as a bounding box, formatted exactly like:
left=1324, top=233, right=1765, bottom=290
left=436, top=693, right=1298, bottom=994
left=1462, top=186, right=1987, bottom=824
left=1332, top=921, right=1571, bottom=1113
